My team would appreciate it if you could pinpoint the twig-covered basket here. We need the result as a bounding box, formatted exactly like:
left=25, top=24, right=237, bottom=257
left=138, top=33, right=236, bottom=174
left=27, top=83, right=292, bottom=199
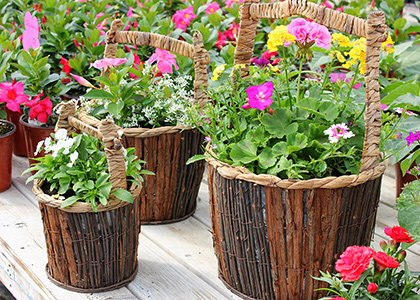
left=78, top=20, right=210, bottom=224
left=207, top=1, right=388, bottom=299
left=33, top=102, right=142, bottom=292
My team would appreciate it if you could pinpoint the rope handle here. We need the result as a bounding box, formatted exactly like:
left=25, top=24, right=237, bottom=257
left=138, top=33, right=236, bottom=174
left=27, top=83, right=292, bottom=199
left=234, top=0, right=388, bottom=173
left=103, top=19, right=210, bottom=107
left=55, top=101, right=127, bottom=192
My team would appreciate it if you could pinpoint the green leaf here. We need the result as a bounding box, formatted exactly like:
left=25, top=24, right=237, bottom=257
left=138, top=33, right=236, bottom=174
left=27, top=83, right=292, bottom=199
left=246, top=126, right=269, bottom=145
left=381, top=83, right=419, bottom=105
left=32, top=56, right=49, bottom=72
left=287, top=132, right=308, bottom=155
left=186, top=154, right=207, bottom=165
left=296, top=97, right=319, bottom=115
left=261, top=108, right=298, bottom=138
left=139, top=170, right=155, bottom=176
left=60, top=196, right=79, bottom=209
left=230, top=140, right=258, bottom=164
left=112, top=188, right=134, bottom=204
left=309, top=52, right=332, bottom=70
left=208, top=13, right=221, bottom=27
left=272, top=141, right=288, bottom=157
left=84, top=89, right=114, bottom=99
left=258, top=147, right=276, bottom=169
left=267, top=156, right=291, bottom=176
left=319, top=102, right=339, bottom=122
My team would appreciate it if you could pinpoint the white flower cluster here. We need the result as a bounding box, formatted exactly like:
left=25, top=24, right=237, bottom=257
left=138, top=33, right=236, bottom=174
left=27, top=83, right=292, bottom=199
left=35, top=129, right=79, bottom=167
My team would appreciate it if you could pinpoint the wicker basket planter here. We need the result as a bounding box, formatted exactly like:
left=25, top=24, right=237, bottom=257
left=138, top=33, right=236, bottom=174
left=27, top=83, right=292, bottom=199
left=33, top=102, right=142, bottom=292
left=78, top=20, right=210, bottom=224
left=205, top=1, right=389, bottom=299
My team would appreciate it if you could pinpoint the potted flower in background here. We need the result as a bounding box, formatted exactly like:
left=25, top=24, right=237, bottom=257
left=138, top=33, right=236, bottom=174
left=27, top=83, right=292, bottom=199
left=23, top=101, right=149, bottom=291
left=0, top=108, right=16, bottom=192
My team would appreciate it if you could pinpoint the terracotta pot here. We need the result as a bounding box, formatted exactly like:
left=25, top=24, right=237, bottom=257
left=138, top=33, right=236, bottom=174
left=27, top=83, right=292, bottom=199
left=20, top=116, right=54, bottom=172
left=395, top=161, right=418, bottom=198
left=0, top=120, right=16, bottom=192
left=6, top=109, right=27, bottom=156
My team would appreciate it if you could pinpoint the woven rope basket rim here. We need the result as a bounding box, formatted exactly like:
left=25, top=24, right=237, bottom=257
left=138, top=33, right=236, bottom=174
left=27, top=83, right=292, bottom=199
left=206, top=146, right=386, bottom=189
left=33, top=178, right=135, bottom=213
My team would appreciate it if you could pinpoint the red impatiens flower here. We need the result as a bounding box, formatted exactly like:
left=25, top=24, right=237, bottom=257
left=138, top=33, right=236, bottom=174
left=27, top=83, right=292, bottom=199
left=215, top=31, right=227, bottom=49
left=0, top=81, right=29, bottom=112
left=373, top=251, right=399, bottom=270
left=25, top=93, right=52, bottom=124
left=384, top=226, right=415, bottom=243
left=335, top=246, right=374, bottom=281
left=60, top=57, right=72, bottom=76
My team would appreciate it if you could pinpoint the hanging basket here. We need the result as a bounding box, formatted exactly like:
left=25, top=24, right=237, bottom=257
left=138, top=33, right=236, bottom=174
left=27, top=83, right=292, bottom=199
left=207, top=1, right=389, bottom=299
left=78, top=20, right=210, bottom=224
left=33, top=102, right=142, bottom=292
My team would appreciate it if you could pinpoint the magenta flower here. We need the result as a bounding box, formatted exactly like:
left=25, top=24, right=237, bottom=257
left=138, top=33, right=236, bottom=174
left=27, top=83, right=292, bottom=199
left=308, top=22, right=331, bottom=49
left=381, top=103, right=388, bottom=110
left=324, top=123, right=355, bottom=143
left=206, top=2, right=220, bottom=14
left=90, top=58, right=127, bottom=71
left=253, top=58, right=270, bottom=67
left=345, top=77, right=361, bottom=89
left=287, top=18, right=331, bottom=49
left=243, top=82, right=274, bottom=111
left=22, top=12, right=40, bottom=51
left=172, top=6, right=196, bottom=31
left=405, top=131, right=420, bottom=146
left=148, top=48, right=179, bottom=74
left=127, top=7, right=134, bottom=17
left=329, top=73, right=346, bottom=83
left=287, top=18, right=310, bottom=44
left=0, top=81, right=29, bottom=112
left=225, top=0, right=244, bottom=8
left=70, top=73, right=98, bottom=89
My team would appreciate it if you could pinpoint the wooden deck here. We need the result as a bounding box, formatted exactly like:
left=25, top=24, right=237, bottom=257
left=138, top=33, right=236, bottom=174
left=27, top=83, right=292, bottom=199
left=0, top=155, right=419, bottom=300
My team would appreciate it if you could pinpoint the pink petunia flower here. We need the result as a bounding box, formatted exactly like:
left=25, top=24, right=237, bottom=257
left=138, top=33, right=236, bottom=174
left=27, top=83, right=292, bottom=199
left=0, top=81, right=29, bottom=112
left=324, top=123, right=355, bottom=143
left=90, top=58, right=127, bottom=71
left=172, top=6, right=196, bottom=32
left=243, top=82, right=274, bottom=111
left=206, top=2, right=220, bottom=14
left=329, top=73, right=346, bottom=83
left=24, top=93, right=52, bottom=124
left=148, top=48, right=179, bottom=74
left=345, top=77, right=361, bottom=89
left=381, top=103, right=388, bottom=110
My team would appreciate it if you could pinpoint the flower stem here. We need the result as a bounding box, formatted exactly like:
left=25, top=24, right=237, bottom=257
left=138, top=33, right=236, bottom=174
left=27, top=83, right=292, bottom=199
left=296, top=59, right=304, bottom=103
left=281, top=47, right=293, bottom=109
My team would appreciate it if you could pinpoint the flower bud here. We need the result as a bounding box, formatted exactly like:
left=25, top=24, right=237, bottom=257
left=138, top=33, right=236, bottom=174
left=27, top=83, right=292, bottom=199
left=379, top=240, right=387, bottom=251
left=397, top=250, right=407, bottom=262
left=389, top=239, right=399, bottom=252
left=267, top=107, right=274, bottom=115
left=367, top=282, right=378, bottom=295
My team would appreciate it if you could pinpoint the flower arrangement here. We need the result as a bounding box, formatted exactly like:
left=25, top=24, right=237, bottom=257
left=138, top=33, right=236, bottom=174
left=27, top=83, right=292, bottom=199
left=315, top=225, right=420, bottom=299
left=189, top=18, right=381, bottom=179
left=23, top=128, right=151, bottom=211
left=75, top=49, right=195, bottom=129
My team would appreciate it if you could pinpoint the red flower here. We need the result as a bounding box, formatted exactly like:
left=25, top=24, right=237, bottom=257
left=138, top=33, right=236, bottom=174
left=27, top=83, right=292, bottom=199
left=335, top=246, right=374, bottom=281
left=384, top=226, right=414, bottom=243
left=0, top=81, right=29, bottom=112
left=373, top=251, right=399, bottom=269
left=367, top=282, right=378, bottom=295
left=215, top=31, right=227, bottom=49
left=224, top=20, right=239, bottom=41
left=25, top=93, right=52, bottom=124
left=60, top=57, right=72, bottom=76
left=262, top=49, right=277, bottom=60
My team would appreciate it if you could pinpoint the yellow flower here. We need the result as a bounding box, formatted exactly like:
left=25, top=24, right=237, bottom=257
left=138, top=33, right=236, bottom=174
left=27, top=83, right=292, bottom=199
left=381, top=34, right=395, bottom=53
left=329, top=50, right=346, bottom=63
left=229, top=64, right=246, bottom=77
left=343, top=38, right=366, bottom=74
left=211, top=64, right=226, bottom=81
left=267, top=25, right=296, bottom=52
left=332, top=33, right=352, bottom=47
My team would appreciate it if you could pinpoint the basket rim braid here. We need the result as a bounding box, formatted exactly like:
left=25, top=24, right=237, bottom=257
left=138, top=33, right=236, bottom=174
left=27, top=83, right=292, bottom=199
left=94, top=19, right=211, bottom=138
left=207, top=0, right=388, bottom=188
left=34, top=101, right=142, bottom=213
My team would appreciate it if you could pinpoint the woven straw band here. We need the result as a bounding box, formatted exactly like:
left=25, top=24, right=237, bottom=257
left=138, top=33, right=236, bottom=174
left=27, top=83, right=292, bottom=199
left=206, top=146, right=386, bottom=189
left=234, top=0, right=388, bottom=174
left=104, top=19, right=210, bottom=108
left=77, top=110, right=196, bottom=138
left=34, top=101, right=142, bottom=213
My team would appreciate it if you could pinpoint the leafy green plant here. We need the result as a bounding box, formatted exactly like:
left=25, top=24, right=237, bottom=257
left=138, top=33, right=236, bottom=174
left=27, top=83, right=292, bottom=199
left=23, top=128, right=152, bottom=211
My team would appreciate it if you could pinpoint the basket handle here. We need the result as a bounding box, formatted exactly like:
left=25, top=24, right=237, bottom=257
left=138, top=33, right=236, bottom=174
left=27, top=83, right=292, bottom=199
left=103, top=19, right=210, bottom=107
left=234, top=0, right=388, bottom=173
left=55, top=102, right=127, bottom=192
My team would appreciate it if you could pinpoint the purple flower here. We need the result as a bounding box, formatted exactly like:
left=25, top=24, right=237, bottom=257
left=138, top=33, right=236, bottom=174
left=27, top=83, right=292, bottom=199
left=243, top=82, right=274, bottom=111
left=253, top=58, right=270, bottom=67
left=405, top=131, right=420, bottom=146
left=205, top=135, right=212, bottom=143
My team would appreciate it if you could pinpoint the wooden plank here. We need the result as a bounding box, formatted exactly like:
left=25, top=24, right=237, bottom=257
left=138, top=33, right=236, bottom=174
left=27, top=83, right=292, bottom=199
left=131, top=235, right=239, bottom=300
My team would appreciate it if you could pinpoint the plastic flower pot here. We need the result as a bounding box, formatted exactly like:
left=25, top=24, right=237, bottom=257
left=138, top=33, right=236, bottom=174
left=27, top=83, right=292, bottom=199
left=6, top=108, right=27, bottom=156
left=20, top=115, right=54, bottom=172
left=0, top=119, right=16, bottom=192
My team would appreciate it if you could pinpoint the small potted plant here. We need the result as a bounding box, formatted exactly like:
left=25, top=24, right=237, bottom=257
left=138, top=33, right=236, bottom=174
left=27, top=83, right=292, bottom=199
left=23, top=102, right=150, bottom=291
left=0, top=108, right=16, bottom=192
